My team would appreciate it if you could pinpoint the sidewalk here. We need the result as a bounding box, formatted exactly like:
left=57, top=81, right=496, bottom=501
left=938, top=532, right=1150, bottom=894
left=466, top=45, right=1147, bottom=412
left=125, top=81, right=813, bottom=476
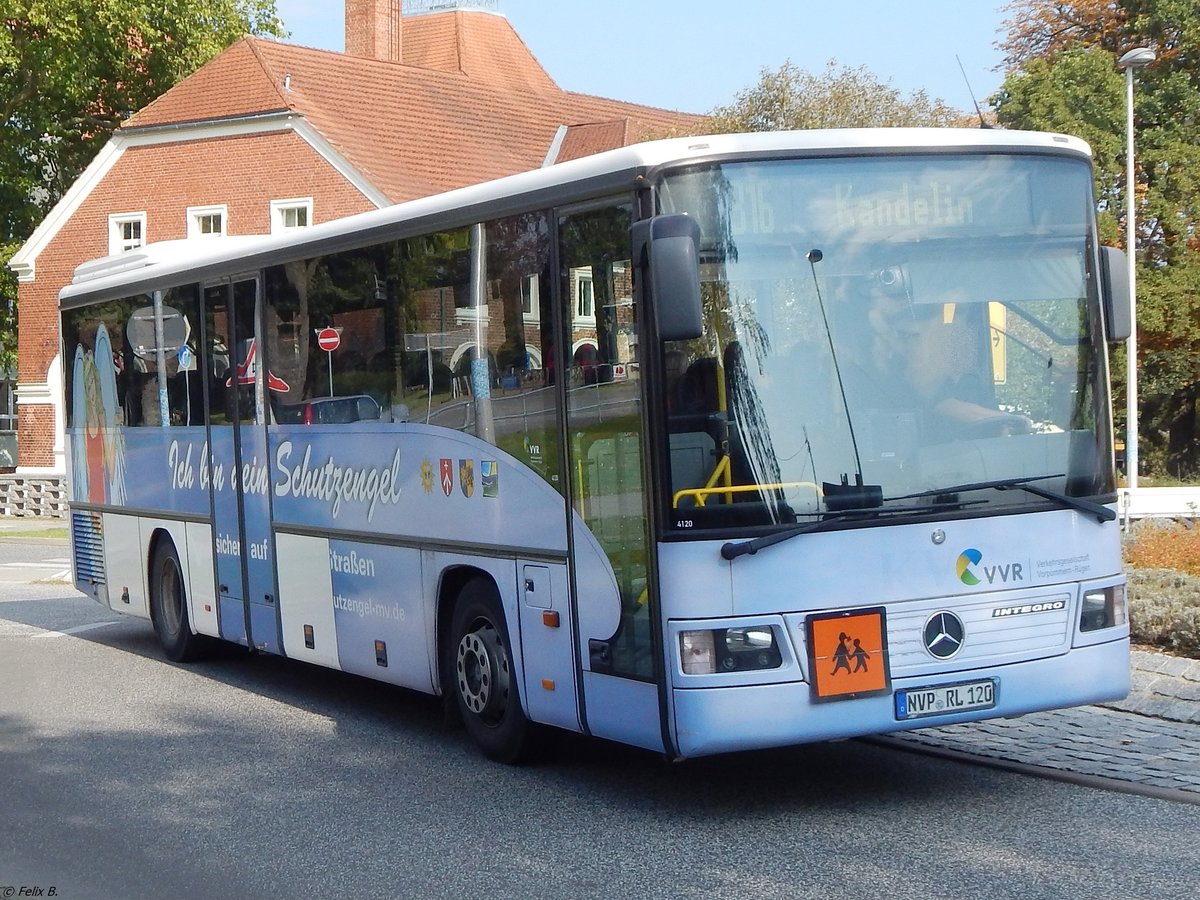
left=0, top=514, right=68, bottom=534
left=888, top=649, right=1200, bottom=797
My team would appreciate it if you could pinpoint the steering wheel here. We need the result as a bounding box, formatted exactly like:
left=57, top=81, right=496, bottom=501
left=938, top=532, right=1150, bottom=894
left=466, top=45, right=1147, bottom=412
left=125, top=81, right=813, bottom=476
left=955, top=413, right=1033, bottom=440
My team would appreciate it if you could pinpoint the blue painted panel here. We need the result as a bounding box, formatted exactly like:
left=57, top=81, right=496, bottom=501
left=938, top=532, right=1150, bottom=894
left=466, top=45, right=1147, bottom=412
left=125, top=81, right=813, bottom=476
left=208, top=429, right=241, bottom=561
left=329, top=541, right=429, bottom=691
left=248, top=601, right=280, bottom=655
left=218, top=595, right=248, bottom=646
left=240, top=416, right=280, bottom=655
left=269, top=424, right=568, bottom=553
left=581, top=672, right=664, bottom=752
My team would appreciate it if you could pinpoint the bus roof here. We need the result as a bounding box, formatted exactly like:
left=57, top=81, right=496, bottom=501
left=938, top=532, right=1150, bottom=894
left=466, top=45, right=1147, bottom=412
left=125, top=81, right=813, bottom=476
left=61, top=128, right=1092, bottom=308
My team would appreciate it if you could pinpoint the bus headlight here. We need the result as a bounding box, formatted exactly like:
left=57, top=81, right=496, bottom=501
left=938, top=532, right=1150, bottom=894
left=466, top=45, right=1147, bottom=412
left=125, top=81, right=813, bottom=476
left=1080, top=584, right=1127, bottom=632
left=680, top=630, right=716, bottom=674
left=679, top=626, right=783, bottom=675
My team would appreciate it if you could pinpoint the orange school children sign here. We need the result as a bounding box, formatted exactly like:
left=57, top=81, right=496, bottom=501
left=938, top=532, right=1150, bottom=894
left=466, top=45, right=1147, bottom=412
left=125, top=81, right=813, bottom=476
left=806, top=607, right=891, bottom=701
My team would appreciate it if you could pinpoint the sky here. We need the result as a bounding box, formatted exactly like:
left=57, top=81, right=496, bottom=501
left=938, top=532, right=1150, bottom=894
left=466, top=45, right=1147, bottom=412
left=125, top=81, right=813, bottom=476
left=272, top=0, right=1013, bottom=117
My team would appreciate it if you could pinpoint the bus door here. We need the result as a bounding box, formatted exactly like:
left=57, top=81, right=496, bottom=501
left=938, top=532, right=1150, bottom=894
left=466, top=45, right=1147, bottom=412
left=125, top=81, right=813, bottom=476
left=558, top=203, right=665, bottom=753
left=204, top=276, right=281, bottom=654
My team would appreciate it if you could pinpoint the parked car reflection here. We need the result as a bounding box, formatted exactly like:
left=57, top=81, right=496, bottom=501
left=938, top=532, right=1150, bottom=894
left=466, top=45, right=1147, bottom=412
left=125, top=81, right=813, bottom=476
left=274, top=394, right=382, bottom=425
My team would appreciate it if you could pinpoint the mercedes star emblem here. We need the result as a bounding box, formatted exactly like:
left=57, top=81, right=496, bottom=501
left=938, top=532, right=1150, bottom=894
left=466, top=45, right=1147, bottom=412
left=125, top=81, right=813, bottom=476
left=922, top=611, right=965, bottom=659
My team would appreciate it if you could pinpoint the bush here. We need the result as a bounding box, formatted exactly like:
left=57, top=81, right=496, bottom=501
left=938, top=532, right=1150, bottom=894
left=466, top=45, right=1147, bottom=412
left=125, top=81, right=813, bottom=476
left=1123, top=520, right=1200, bottom=576
left=1126, top=568, right=1200, bottom=657
left=1123, top=521, right=1200, bottom=658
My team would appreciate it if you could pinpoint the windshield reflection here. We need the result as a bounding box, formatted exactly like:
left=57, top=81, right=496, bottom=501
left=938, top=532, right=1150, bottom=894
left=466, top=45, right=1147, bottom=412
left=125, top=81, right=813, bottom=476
left=658, top=154, right=1114, bottom=532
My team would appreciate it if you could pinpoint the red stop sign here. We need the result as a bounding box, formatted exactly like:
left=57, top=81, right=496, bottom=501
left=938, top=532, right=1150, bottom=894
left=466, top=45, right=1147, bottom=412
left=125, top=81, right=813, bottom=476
left=316, top=327, right=341, bottom=352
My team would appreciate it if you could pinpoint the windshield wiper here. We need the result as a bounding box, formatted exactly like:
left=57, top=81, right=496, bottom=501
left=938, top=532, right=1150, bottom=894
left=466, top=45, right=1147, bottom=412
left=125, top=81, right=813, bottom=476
left=721, top=515, right=848, bottom=560
left=889, top=474, right=1116, bottom=524
left=720, top=476, right=1113, bottom=562
left=719, top=498, right=988, bottom=561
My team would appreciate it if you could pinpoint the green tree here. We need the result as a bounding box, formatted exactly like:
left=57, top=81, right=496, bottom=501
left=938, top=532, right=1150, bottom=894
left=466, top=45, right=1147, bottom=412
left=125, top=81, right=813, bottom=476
left=707, top=59, right=968, bottom=133
left=0, top=0, right=284, bottom=370
left=994, top=0, right=1200, bottom=477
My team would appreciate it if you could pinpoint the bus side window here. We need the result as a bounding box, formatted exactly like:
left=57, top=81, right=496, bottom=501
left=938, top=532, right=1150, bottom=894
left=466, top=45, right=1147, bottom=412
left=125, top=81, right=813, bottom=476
left=480, top=212, right=561, bottom=491
left=559, top=202, right=653, bottom=679
left=263, top=248, right=396, bottom=427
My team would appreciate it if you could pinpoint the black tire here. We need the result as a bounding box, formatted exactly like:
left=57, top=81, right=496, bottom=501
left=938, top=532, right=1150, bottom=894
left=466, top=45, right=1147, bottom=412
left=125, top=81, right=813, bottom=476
left=447, top=577, right=535, bottom=763
left=150, top=539, right=209, bottom=663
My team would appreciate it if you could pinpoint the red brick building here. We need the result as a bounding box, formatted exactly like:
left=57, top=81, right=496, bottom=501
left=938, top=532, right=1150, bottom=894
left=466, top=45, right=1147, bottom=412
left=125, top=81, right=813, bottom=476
left=6, top=0, right=701, bottom=513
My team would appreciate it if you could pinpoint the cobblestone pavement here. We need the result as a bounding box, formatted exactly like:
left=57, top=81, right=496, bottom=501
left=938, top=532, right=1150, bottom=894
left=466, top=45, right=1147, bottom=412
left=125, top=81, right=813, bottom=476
left=887, top=649, right=1200, bottom=797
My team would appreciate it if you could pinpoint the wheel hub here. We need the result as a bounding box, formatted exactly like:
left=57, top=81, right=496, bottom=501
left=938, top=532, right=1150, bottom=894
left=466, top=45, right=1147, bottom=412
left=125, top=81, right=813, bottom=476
left=455, top=624, right=510, bottom=720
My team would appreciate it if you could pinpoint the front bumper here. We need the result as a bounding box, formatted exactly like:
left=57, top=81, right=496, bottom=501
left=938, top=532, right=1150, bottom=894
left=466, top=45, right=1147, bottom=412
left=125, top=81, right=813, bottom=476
left=670, top=635, right=1129, bottom=758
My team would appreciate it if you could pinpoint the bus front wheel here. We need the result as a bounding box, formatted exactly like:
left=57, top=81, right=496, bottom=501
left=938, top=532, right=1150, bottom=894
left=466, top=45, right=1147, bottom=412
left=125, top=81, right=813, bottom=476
left=448, top=578, right=534, bottom=763
left=150, top=539, right=209, bottom=663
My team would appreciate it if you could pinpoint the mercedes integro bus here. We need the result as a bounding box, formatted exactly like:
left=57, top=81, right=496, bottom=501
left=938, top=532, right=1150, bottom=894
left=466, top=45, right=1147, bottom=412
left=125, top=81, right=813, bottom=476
left=62, top=129, right=1131, bottom=762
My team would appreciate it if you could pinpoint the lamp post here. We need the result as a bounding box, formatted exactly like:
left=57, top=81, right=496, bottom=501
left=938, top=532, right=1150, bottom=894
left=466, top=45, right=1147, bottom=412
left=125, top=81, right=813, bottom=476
left=1117, top=47, right=1155, bottom=490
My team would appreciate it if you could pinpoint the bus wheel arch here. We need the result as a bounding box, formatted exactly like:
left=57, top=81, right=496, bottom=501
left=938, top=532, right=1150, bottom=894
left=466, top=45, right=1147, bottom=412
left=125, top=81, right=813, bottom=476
left=147, top=530, right=209, bottom=663
left=439, top=569, right=535, bottom=763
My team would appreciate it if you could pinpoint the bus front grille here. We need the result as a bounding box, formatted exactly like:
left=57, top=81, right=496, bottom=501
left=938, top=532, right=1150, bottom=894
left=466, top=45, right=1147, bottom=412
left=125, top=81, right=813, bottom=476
left=71, top=510, right=105, bottom=586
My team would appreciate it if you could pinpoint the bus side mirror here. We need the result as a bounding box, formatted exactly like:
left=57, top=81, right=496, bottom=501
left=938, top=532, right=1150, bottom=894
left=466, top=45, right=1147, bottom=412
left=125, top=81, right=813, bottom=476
left=633, top=214, right=703, bottom=342
left=1100, top=246, right=1131, bottom=343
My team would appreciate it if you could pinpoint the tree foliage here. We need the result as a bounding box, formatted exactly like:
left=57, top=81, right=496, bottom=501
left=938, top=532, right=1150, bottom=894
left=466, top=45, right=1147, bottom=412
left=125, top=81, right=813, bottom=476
left=707, top=59, right=968, bottom=133
left=2, top=0, right=283, bottom=236
left=999, top=0, right=1128, bottom=66
left=0, top=1, right=284, bottom=368
left=995, top=0, right=1200, bottom=476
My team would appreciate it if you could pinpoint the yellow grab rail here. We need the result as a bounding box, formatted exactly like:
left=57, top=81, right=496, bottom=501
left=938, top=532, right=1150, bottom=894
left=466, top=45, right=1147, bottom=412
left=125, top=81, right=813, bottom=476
left=673, top=480, right=823, bottom=508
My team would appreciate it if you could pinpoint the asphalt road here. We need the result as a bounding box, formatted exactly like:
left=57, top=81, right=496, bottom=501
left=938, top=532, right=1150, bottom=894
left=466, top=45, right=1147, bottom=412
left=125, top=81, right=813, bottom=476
left=0, top=533, right=71, bottom=584
left=1, top=541, right=1198, bottom=899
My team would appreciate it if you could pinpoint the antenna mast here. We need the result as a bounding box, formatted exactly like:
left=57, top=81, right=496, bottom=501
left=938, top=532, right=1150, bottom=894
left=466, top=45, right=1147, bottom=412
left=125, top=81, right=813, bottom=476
left=956, top=55, right=991, bottom=129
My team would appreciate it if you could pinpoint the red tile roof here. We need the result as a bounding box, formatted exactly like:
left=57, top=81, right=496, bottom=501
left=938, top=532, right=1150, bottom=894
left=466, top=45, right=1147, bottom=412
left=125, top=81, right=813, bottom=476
left=128, top=38, right=290, bottom=126
left=400, top=10, right=558, bottom=92
left=123, top=11, right=704, bottom=204
left=556, top=120, right=634, bottom=164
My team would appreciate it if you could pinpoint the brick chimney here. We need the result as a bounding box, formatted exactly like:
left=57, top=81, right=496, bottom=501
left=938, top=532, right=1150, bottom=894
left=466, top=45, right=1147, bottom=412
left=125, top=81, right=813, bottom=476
left=345, top=0, right=402, bottom=62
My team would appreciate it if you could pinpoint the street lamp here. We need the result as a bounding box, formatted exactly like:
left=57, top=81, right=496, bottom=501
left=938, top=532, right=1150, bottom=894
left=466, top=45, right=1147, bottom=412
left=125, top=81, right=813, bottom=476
left=1117, top=46, right=1155, bottom=491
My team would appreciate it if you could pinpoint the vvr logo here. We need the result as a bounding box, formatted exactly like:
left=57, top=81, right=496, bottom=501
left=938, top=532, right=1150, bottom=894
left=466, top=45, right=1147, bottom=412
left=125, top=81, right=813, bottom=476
left=957, top=548, right=1024, bottom=586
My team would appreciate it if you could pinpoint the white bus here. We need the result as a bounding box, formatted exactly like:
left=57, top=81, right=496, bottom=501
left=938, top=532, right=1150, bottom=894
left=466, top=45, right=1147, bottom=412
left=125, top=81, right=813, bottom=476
left=62, top=129, right=1131, bottom=762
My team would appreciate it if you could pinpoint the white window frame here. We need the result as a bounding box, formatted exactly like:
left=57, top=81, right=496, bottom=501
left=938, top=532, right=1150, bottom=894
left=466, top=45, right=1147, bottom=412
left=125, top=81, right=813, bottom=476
left=187, top=204, right=228, bottom=239
left=270, top=197, right=314, bottom=234
left=520, top=274, right=540, bottom=323
left=108, top=212, right=146, bottom=255
left=456, top=280, right=498, bottom=325
left=573, top=267, right=595, bottom=325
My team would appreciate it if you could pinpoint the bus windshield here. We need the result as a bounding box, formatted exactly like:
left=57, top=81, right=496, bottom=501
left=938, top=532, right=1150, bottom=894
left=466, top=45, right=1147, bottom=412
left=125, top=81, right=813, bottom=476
left=657, top=153, right=1114, bottom=531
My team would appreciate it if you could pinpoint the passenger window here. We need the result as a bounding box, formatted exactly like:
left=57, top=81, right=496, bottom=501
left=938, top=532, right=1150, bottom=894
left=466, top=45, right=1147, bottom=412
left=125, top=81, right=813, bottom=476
left=483, top=212, right=559, bottom=490
left=122, top=287, right=203, bottom=427
left=62, top=287, right=203, bottom=504
left=558, top=202, right=652, bottom=679
left=262, top=214, right=562, bottom=491
left=62, top=288, right=203, bottom=432
left=265, top=247, right=398, bottom=426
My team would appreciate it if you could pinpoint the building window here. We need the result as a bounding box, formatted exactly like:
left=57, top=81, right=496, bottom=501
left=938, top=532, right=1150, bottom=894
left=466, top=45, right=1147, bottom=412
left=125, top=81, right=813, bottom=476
left=520, top=274, right=539, bottom=323
left=574, top=268, right=595, bottom=323
left=188, top=205, right=227, bottom=238
left=270, top=198, right=313, bottom=234
left=0, top=376, right=14, bottom=431
left=108, top=213, right=146, bottom=255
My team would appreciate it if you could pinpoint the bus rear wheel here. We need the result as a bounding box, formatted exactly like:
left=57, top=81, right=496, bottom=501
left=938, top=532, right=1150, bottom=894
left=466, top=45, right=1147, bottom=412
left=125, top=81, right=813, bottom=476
left=150, top=539, right=209, bottom=663
left=448, top=578, right=534, bottom=764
